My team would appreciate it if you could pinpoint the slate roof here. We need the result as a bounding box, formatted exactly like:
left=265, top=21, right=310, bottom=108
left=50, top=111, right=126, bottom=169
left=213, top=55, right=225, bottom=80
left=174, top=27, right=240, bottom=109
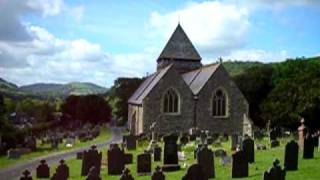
left=128, top=64, right=173, bottom=105
left=158, top=24, right=201, bottom=61
left=182, top=63, right=220, bottom=95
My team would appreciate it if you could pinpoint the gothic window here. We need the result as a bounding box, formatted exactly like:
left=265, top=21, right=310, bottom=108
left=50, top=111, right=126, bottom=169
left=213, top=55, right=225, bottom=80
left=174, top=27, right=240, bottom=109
left=212, top=89, right=227, bottom=117
left=163, top=89, right=179, bottom=113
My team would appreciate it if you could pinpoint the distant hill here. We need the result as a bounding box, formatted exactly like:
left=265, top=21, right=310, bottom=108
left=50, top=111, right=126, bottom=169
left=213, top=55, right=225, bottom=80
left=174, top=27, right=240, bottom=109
left=222, top=61, right=264, bottom=76
left=0, top=79, right=108, bottom=99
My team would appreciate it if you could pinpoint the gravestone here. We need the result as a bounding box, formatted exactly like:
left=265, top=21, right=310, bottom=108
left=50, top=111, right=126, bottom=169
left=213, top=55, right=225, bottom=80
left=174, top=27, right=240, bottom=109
left=200, top=131, right=207, bottom=144
left=206, top=136, right=213, bottom=145
left=120, top=168, right=134, bottom=180
left=269, top=129, right=278, bottom=142
left=162, top=134, right=180, bottom=171
left=232, top=150, right=248, bottom=178
left=36, top=159, right=50, bottom=178
left=77, top=151, right=83, bottom=159
left=196, top=145, right=215, bottom=179
left=7, top=149, right=21, bottom=159
left=154, top=145, right=162, bottom=161
left=137, top=153, right=151, bottom=175
left=242, top=136, right=254, bottom=163
left=51, top=159, right=69, bottom=180
left=124, top=135, right=137, bottom=150
left=152, top=166, right=165, bottom=180
left=284, top=140, right=299, bottom=171
left=86, top=166, right=101, bottom=180
left=231, top=134, right=238, bottom=150
left=298, top=118, right=307, bottom=149
left=81, top=145, right=102, bottom=176
left=263, top=159, right=286, bottom=180
left=107, top=143, right=125, bottom=175
left=303, top=134, right=314, bottom=159
left=20, top=170, right=32, bottom=180
left=182, top=163, right=206, bottom=180
left=124, top=153, right=133, bottom=164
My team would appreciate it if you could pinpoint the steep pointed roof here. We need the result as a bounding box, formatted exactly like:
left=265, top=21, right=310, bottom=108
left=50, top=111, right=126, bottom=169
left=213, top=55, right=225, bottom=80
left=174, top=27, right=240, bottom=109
left=158, top=24, right=202, bottom=61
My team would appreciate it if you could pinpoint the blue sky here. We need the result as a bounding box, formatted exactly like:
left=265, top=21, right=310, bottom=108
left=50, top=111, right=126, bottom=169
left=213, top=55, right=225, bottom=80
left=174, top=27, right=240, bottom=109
left=0, top=0, right=320, bottom=87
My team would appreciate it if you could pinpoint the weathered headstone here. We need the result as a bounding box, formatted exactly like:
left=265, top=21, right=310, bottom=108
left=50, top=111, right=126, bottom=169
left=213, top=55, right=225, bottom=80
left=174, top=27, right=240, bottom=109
left=298, top=118, right=307, bottom=149
left=182, top=163, right=206, bottom=180
left=107, top=144, right=125, bottom=175
left=242, top=136, right=254, bottom=163
left=124, top=135, right=137, bottom=150
left=81, top=145, right=102, bottom=176
left=86, top=166, right=101, bottom=180
left=162, top=134, right=180, bottom=171
left=154, top=145, right=162, bottom=161
left=152, top=166, right=165, bottom=180
left=36, top=159, right=50, bottom=178
left=20, top=170, right=32, bottom=180
left=284, top=140, right=299, bottom=171
left=269, top=129, right=278, bottom=142
left=196, top=145, right=215, bottom=179
left=263, top=159, right=286, bottom=180
left=51, top=159, right=69, bottom=180
left=137, top=153, right=151, bottom=175
left=124, top=153, right=133, bottom=164
left=303, top=134, right=314, bottom=159
left=232, top=150, right=248, bottom=178
left=120, top=168, right=134, bottom=180
left=7, top=149, right=21, bottom=159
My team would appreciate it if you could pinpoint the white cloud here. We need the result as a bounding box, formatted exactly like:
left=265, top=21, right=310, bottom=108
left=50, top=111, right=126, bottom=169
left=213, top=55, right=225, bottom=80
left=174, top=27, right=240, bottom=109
left=224, top=49, right=289, bottom=62
left=149, top=1, right=250, bottom=56
left=27, top=0, right=65, bottom=17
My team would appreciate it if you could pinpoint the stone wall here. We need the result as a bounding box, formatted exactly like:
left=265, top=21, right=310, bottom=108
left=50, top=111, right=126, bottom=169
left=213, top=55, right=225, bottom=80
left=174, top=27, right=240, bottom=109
left=196, top=65, right=249, bottom=135
left=142, top=67, right=195, bottom=134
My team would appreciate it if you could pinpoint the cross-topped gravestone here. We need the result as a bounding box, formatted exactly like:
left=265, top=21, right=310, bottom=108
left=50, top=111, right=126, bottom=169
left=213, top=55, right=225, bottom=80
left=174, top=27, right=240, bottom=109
left=120, top=168, right=134, bottom=180
left=263, top=159, right=286, bottom=180
left=182, top=163, right=206, bottom=180
left=152, top=166, right=165, bottom=180
left=242, top=136, right=254, bottom=163
left=137, top=153, right=151, bottom=175
left=232, top=150, right=248, bottom=178
left=162, top=134, right=180, bottom=171
left=81, top=145, right=102, bottom=176
left=86, top=166, right=101, bottom=180
left=20, top=170, right=32, bottom=180
left=107, top=143, right=125, bottom=175
left=196, top=145, right=215, bottom=179
left=284, top=140, right=299, bottom=171
left=36, top=159, right=50, bottom=178
left=51, top=159, right=69, bottom=180
left=303, top=133, right=314, bottom=159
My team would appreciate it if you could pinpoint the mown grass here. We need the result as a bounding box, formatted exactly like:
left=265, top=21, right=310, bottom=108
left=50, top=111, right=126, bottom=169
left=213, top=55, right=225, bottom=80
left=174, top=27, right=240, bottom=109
left=0, top=127, right=111, bottom=169
left=32, top=137, right=320, bottom=180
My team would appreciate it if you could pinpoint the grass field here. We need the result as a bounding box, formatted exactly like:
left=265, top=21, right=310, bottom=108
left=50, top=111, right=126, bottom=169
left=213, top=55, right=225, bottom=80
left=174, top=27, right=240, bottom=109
left=31, top=137, right=320, bottom=180
left=0, top=127, right=111, bottom=169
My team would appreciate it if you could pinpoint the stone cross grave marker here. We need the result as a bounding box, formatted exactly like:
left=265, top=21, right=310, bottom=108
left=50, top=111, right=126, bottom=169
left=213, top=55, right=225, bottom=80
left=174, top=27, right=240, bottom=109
left=232, top=150, right=248, bottom=178
left=137, top=153, right=151, bottom=175
left=263, top=159, right=286, bottom=180
left=107, top=143, right=125, bottom=175
left=51, top=159, right=69, bottom=180
left=162, top=133, right=180, bottom=171
left=196, top=145, right=215, bottom=179
left=284, top=140, right=299, bottom=171
left=182, top=163, right=206, bottom=180
left=81, top=145, right=102, bottom=176
left=242, top=136, right=255, bottom=163
left=36, top=159, right=50, bottom=178
left=151, top=166, right=165, bottom=180
left=20, top=170, right=32, bottom=180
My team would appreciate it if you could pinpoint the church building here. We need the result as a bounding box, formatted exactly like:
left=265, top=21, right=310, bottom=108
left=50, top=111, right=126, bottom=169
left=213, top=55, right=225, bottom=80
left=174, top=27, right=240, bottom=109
left=128, top=24, right=252, bottom=136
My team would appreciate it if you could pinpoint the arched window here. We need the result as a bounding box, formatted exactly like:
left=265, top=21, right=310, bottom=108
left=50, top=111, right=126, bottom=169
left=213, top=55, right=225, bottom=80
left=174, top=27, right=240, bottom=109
left=212, top=89, right=227, bottom=117
left=163, top=89, right=179, bottom=113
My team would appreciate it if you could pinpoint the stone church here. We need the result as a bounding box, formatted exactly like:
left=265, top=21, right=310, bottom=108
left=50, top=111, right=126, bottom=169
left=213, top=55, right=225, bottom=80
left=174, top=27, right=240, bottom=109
left=128, top=24, right=252, bottom=136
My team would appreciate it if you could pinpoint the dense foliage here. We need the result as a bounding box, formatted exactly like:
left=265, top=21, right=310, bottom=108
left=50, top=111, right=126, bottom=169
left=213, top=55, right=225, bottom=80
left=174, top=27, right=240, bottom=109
left=61, top=95, right=112, bottom=125
left=107, top=77, right=144, bottom=126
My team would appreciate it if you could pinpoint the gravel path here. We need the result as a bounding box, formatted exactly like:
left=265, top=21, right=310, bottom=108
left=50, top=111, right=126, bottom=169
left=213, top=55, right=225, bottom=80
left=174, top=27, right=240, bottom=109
left=0, top=127, right=123, bottom=180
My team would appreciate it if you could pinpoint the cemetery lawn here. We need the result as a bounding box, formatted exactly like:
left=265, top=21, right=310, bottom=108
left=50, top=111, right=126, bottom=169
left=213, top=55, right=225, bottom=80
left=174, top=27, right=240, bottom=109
left=0, top=127, right=112, bottom=169
left=34, top=138, right=320, bottom=180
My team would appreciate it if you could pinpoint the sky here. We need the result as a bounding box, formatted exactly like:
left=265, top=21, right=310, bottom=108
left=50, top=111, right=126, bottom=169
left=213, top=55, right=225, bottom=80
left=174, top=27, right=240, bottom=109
left=0, top=0, right=320, bottom=87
